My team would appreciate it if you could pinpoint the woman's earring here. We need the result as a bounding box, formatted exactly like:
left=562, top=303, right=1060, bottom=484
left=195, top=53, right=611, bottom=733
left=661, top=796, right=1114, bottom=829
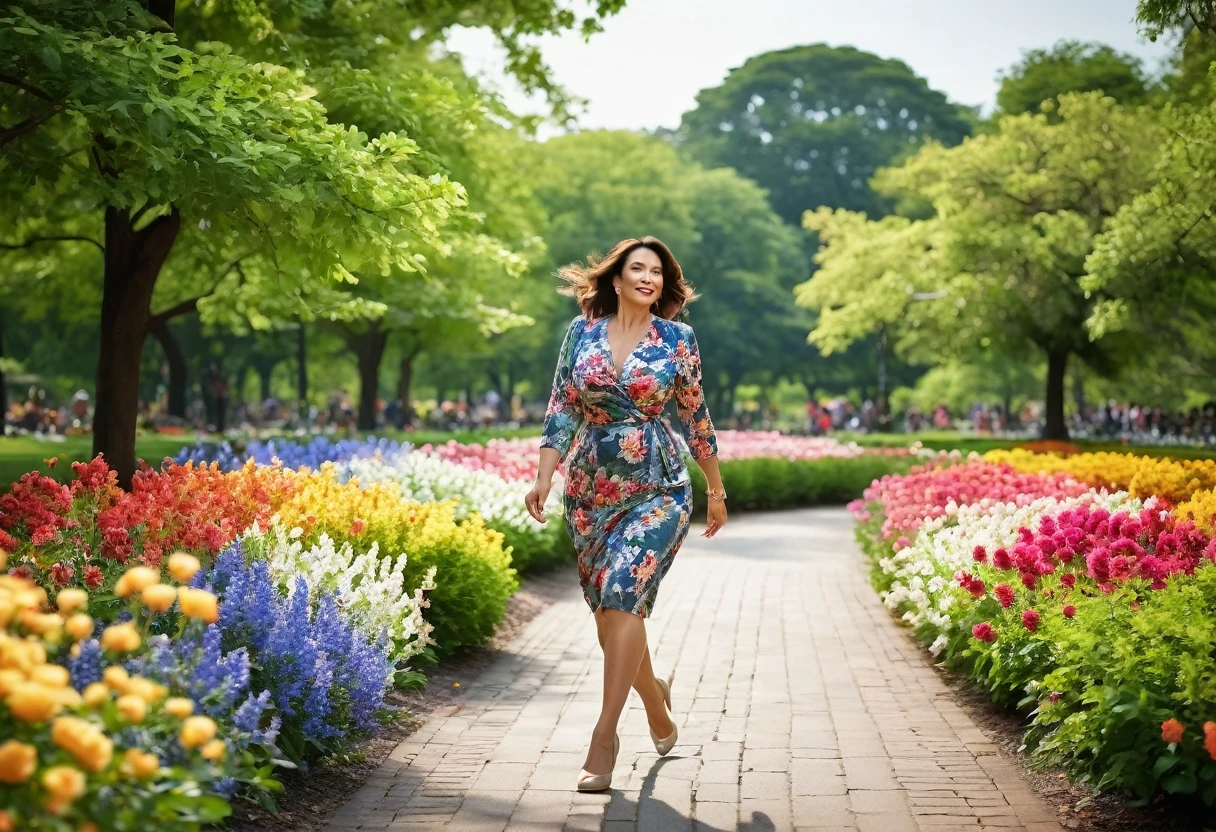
left=615, top=287, right=621, bottom=294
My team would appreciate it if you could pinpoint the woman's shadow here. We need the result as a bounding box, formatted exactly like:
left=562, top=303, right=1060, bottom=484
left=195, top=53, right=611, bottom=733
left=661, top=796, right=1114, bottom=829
left=599, top=754, right=777, bottom=831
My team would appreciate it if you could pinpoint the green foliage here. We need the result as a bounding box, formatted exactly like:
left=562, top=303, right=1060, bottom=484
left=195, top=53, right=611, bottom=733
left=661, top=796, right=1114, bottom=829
left=996, top=40, right=1154, bottom=116
left=1136, top=0, right=1216, bottom=40
left=688, top=454, right=915, bottom=512
left=675, top=44, right=973, bottom=225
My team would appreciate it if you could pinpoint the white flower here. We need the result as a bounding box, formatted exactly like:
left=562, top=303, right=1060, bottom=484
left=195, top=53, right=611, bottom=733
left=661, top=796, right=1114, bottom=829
left=929, top=634, right=949, bottom=657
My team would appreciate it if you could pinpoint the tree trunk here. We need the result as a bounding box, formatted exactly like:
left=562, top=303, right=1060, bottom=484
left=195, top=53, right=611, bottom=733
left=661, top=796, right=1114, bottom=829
left=352, top=328, right=388, bottom=431
left=149, top=322, right=187, bottom=418
left=0, top=314, right=7, bottom=436
left=1044, top=347, right=1070, bottom=440
left=93, top=207, right=181, bottom=487
left=296, top=321, right=308, bottom=409
left=255, top=360, right=274, bottom=402
left=397, top=351, right=416, bottom=427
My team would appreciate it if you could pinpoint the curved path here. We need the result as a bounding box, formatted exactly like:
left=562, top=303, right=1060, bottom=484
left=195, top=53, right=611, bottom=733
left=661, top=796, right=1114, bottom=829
left=325, top=507, right=1064, bottom=832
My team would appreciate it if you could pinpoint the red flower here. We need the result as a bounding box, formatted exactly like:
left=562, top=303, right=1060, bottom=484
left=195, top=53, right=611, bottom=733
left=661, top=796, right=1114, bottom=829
left=994, top=584, right=1015, bottom=608
left=83, top=565, right=103, bottom=588
left=1020, top=571, right=1038, bottom=590
left=992, top=548, right=1013, bottom=569
left=626, top=374, right=659, bottom=402
left=1062, top=604, right=1076, bottom=619
left=1021, top=609, right=1040, bottom=632
left=971, top=622, right=997, bottom=642
left=49, top=562, right=74, bottom=587
left=350, top=518, right=367, bottom=536
left=1204, top=722, right=1216, bottom=761
left=1060, top=573, right=1076, bottom=588
left=1162, top=718, right=1184, bottom=744
left=9, top=565, right=33, bottom=580
left=1049, top=692, right=1061, bottom=703
left=972, top=545, right=987, bottom=564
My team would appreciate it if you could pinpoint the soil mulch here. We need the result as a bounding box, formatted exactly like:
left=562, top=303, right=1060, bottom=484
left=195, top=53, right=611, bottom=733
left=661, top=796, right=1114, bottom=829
left=226, top=565, right=578, bottom=832
left=923, top=653, right=1212, bottom=832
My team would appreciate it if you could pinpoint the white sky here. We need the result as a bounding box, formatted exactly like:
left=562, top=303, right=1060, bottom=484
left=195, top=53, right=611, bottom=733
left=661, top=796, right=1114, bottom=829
left=446, top=0, right=1174, bottom=134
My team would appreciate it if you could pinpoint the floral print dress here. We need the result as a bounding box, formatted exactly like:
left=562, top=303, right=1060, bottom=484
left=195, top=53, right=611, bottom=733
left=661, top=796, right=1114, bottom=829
left=541, top=313, right=718, bottom=617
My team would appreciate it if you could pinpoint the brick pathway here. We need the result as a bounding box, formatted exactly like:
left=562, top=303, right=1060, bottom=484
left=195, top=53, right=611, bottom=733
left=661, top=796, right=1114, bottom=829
left=325, top=507, right=1064, bottom=832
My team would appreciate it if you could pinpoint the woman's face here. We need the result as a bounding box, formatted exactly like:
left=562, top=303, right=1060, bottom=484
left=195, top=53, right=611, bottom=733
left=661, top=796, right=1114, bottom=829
left=614, top=246, right=664, bottom=312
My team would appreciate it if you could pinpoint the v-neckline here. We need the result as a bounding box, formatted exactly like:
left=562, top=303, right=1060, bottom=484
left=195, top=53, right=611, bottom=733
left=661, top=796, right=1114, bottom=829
left=602, top=314, right=655, bottom=383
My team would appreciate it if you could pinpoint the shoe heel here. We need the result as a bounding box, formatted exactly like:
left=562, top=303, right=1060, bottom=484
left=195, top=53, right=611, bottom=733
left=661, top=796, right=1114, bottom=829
left=576, top=733, right=619, bottom=792
left=650, top=678, right=678, bottom=756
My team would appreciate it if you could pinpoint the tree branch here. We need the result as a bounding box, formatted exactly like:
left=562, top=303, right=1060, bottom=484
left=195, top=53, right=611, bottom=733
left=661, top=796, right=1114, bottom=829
left=0, top=73, right=54, bottom=103
left=0, top=103, right=64, bottom=148
left=146, top=296, right=202, bottom=331
left=0, top=234, right=104, bottom=254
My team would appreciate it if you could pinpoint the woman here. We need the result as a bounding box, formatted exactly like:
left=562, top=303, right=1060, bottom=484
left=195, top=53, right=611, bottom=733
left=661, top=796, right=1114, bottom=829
left=524, top=237, right=728, bottom=792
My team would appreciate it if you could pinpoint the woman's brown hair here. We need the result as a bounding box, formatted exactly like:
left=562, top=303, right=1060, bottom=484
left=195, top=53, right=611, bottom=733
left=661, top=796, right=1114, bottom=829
left=557, top=237, right=698, bottom=321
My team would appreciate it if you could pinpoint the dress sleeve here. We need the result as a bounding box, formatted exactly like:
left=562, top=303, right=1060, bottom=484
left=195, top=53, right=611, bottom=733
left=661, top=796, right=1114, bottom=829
left=673, top=324, right=718, bottom=460
left=539, top=316, right=585, bottom=461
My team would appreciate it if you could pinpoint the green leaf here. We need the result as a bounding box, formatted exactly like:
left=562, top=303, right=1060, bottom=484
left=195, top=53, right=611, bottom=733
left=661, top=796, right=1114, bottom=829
left=38, top=45, right=60, bottom=70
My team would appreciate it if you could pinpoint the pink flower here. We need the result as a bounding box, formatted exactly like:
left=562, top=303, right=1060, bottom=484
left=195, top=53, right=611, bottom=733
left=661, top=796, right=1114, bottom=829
left=972, top=545, right=987, bottom=564
left=9, top=565, right=33, bottom=580
left=994, top=584, right=1015, bottom=608
left=1020, top=571, right=1038, bottom=590
left=1022, top=609, right=1040, bottom=632
left=1049, top=692, right=1061, bottom=703
left=971, top=622, right=997, bottom=642
left=1062, top=604, right=1076, bottom=619
left=894, top=536, right=912, bottom=552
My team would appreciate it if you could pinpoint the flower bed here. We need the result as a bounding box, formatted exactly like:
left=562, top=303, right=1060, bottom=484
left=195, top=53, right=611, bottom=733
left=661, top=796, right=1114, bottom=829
left=854, top=453, right=1216, bottom=805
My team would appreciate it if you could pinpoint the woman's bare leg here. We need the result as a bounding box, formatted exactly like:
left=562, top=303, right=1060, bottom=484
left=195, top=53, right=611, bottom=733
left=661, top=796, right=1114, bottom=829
left=584, top=609, right=675, bottom=774
left=593, top=611, right=674, bottom=737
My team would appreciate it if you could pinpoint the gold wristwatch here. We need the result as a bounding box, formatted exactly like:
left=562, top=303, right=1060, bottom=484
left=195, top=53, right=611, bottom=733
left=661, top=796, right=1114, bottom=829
left=706, top=487, right=727, bottom=501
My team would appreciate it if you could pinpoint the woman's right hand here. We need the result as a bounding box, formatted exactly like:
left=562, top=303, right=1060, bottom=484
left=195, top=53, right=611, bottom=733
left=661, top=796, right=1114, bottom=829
left=525, top=477, right=553, bottom=524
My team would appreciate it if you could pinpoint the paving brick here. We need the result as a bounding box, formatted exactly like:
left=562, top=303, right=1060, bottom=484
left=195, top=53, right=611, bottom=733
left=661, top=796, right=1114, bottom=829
left=320, top=509, right=1064, bottom=832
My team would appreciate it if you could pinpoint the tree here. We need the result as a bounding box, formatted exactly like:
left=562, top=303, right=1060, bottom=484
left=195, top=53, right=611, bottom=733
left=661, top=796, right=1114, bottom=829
left=1, top=1, right=463, bottom=483
left=799, top=93, right=1164, bottom=439
left=1137, top=0, right=1216, bottom=38
left=996, top=40, right=1154, bottom=116
left=673, top=44, right=973, bottom=226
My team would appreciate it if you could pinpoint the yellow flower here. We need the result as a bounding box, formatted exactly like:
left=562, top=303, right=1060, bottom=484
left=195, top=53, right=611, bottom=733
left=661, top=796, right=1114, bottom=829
left=6, top=681, right=62, bottom=722
left=64, top=613, right=95, bottom=642
left=100, top=622, right=141, bottom=653
left=167, top=551, right=202, bottom=584
left=119, top=748, right=160, bottom=779
left=103, top=666, right=130, bottom=692
left=30, top=664, right=70, bottom=688
left=125, top=675, right=168, bottom=704
left=51, top=716, right=113, bottom=773
left=200, top=739, right=226, bottom=761
left=114, top=566, right=159, bottom=599
left=116, top=694, right=147, bottom=724
left=179, top=715, right=218, bottom=748
left=20, top=610, right=62, bottom=637
left=163, top=697, right=194, bottom=719
left=82, top=682, right=109, bottom=708
left=177, top=587, right=220, bottom=624
left=0, top=668, right=25, bottom=696
left=41, top=765, right=86, bottom=814
left=0, top=740, right=37, bottom=784
left=55, top=588, right=89, bottom=614
left=0, top=598, right=14, bottom=629
left=140, top=583, right=177, bottom=614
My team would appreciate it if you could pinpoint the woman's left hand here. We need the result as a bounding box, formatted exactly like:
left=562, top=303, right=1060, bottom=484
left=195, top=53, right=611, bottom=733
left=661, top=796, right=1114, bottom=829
left=703, top=498, right=728, bottom=538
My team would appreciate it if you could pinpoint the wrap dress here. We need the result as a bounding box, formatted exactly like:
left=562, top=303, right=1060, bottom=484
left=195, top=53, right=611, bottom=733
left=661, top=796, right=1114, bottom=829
left=540, top=313, right=718, bottom=617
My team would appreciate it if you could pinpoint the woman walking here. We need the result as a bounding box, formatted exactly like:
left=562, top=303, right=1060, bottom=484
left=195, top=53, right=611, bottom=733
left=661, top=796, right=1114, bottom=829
left=524, top=237, right=727, bottom=791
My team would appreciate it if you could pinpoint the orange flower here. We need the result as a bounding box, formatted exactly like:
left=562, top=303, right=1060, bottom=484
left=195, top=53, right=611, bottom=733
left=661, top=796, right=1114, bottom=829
left=6, top=681, right=62, bottom=722
left=0, top=740, right=37, bottom=784
left=200, top=739, right=226, bottom=761
left=55, top=588, right=88, bottom=614
left=141, top=583, right=177, bottom=614
left=116, top=694, right=147, bottom=724
left=177, top=587, right=219, bottom=624
left=64, top=613, right=95, bottom=642
left=100, top=622, right=141, bottom=653
left=0, top=809, right=12, bottom=832
left=114, top=566, right=160, bottom=598
left=50, top=716, right=113, bottom=773
left=41, top=765, right=86, bottom=814
left=167, top=551, right=201, bottom=584
left=119, top=748, right=160, bottom=779
left=30, top=665, right=70, bottom=688
left=1162, top=718, right=1185, bottom=744
left=82, top=682, right=109, bottom=708
left=1204, top=722, right=1216, bottom=761
left=179, top=715, right=218, bottom=748
left=164, top=697, right=194, bottom=719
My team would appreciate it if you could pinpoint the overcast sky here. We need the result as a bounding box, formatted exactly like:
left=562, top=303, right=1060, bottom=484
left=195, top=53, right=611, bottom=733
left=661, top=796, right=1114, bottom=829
left=447, top=0, right=1173, bottom=134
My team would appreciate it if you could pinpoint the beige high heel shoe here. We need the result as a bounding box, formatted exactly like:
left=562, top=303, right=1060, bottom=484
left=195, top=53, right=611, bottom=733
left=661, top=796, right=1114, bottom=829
left=651, top=678, right=678, bottom=756
left=576, top=733, right=619, bottom=792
